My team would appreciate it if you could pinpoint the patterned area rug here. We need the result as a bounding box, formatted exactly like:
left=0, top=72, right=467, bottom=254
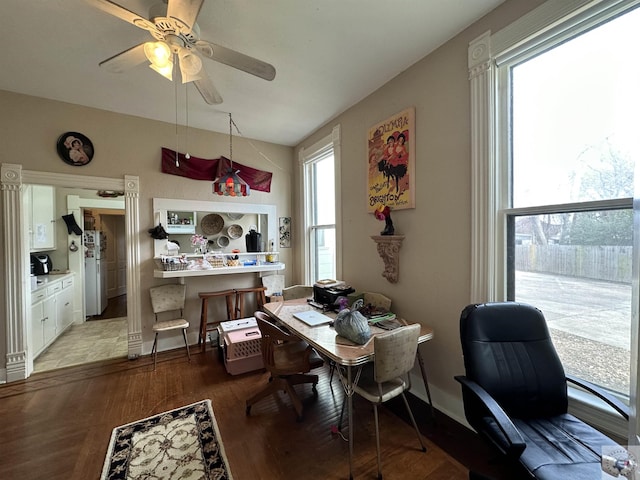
left=101, top=400, right=233, bottom=480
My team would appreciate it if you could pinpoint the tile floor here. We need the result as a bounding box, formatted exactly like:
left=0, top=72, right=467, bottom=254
left=33, top=317, right=128, bottom=372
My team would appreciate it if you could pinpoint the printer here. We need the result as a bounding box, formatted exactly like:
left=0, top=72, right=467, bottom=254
left=313, top=280, right=355, bottom=306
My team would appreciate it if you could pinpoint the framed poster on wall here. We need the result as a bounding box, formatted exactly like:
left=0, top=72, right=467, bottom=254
left=367, top=107, right=415, bottom=212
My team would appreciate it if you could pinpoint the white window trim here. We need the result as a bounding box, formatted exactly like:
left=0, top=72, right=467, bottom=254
left=298, top=125, right=342, bottom=284
left=469, top=0, right=640, bottom=443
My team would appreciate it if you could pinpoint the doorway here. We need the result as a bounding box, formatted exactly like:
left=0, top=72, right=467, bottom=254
left=1, top=164, right=142, bottom=382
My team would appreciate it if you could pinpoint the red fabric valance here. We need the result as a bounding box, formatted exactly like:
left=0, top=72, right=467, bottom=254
left=161, top=147, right=272, bottom=192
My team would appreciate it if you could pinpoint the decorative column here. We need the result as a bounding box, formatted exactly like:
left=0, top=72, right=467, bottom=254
left=1, top=163, right=30, bottom=381
left=124, top=175, right=142, bottom=359
left=371, top=235, right=405, bottom=283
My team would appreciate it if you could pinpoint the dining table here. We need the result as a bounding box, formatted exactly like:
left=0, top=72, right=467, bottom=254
left=263, top=298, right=435, bottom=480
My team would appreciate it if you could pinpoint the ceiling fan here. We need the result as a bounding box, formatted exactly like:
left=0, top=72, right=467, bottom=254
left=87, top=0, right=276, bottom=105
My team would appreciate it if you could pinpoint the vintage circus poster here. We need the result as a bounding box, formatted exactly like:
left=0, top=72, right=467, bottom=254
left=367, top=107, right=415, bottom=212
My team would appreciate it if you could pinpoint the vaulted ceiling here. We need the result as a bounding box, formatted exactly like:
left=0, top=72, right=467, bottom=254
left=0, top=0, right=504, bottom=146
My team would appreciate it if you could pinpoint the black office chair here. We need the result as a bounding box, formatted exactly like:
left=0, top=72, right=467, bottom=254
left=455, top=302, right=631, bottom=480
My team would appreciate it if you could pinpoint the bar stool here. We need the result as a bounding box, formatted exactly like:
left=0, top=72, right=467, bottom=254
left=234, top=286, right=267, bottom=319
left=198, top=289, right=236, bottom=349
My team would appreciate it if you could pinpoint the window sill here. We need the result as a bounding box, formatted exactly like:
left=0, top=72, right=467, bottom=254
left=568, top=385, right=628, bottom=443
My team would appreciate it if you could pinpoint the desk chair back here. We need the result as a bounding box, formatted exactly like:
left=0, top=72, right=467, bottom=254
left=459, top=302, right=567, bottom=419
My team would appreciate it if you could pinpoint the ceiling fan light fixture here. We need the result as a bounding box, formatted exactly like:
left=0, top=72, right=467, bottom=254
left=178, top=50, right=203, bottom=83
left=179, top=50, right=202, bottom=74
left=149, top=59, right=174, bottom=81
left=144, top=41, right=172, bottom=67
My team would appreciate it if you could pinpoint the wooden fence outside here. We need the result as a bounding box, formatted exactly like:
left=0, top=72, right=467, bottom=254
left=515, top=245, right=633, bottom=284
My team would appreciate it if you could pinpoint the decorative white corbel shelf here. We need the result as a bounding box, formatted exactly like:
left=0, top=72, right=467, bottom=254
left=371, top=235, right=405, bottom=283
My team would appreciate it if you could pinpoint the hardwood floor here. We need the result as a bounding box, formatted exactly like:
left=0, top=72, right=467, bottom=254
left=0, top=347, right=524, bottom=480
left=88, top=294, right=127, bottom=320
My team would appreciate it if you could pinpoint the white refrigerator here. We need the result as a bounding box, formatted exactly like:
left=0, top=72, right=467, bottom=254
left=84, top=230, right=108, bottom=316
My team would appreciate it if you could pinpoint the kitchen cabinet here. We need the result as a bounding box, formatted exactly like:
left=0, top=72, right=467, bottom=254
left=26, top=184, right=56, bottom=252
left=31, top=274, right=74, bottom=359
left=31, top=295, right=55, bottom=358
left=56, top=277, right=74, bottom=333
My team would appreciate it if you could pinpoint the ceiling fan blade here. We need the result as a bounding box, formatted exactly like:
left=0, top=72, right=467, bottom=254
left=193, top=70, right=223, bottom=105
left=194, top=40, right=276, bottom=81
left=167, top=0, right=204, bottom=31
left=99, top=43, right=148, bottom=73
left=87, top=0, right=158, bottom=33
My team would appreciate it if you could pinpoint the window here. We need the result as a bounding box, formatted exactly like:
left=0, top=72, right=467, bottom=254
left=300, top=126, right=341, bottom=284
left=470, top=0, right=640, bottom=436
left=506, top=9, right=638, bottom=398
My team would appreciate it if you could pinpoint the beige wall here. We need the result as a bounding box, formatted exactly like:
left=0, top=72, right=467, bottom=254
left=0, top=91, right=294, bottom=370
left=295, top=0, right=544, bottom=423
left=1, top=0, right=544, bottom=423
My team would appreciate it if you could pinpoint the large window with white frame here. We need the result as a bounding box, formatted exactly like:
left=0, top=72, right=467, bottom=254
left=470, top=0, right=640, bottom=439
left=300, top=127, right=341, bottom=284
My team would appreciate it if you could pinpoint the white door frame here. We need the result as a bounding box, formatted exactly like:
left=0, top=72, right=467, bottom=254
left=1, top=163, right=142, bottom=382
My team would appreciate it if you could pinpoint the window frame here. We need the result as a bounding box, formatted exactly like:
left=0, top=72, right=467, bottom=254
left=299, top=125, right=342, bottom=285
left=469, top=0, right=640, bottom=442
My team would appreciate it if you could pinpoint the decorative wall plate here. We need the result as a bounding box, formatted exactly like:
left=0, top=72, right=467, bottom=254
left=227, top=224, right=243, bottom=239
left=201, top=214, right=224, bottom=235
left=57, top=131, right=94, bottom=166
left=226, top=213, right=244, bottom=220
left=217, top=235, right=230, bottom=248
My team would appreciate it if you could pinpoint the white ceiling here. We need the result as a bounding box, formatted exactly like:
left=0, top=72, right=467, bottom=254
left=0, top=0, right=504, bottom=146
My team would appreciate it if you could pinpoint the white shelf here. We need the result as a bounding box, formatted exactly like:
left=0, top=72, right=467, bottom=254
left=154, top=262, right=285, bottom=278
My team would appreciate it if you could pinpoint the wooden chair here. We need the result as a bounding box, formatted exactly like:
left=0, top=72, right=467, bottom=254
left=234, top=286, right=266, bottom=319
left=198, top=289, right=236, bottom=350
left=246, top=311, right=324, bottom=421
left=149, top=284, right=191, bottom=370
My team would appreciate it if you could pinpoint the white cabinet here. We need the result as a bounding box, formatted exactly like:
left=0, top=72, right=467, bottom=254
left=31, top=295, right=56, bottom=358
left=56, top=277, right=74, bottom=333
left=26, top=185, right=56, bottom=252
left=31, top=274, right=74, bottom=359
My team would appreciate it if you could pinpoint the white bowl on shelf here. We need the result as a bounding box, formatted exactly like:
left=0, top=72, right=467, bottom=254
left=217, top=235, right=230, bottom=248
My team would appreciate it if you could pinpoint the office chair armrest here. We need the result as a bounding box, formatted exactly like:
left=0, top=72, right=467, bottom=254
left=454, top=375, right=526, bottom=458
left=566, top=374, right=629, bottom=420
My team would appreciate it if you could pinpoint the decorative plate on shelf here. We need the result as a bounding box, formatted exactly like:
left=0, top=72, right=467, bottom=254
left=226, top=213, right=244, bottom=220
left=217, top=235, right=230, bottom=248
left=201, top=214, right=224, bottom=235
left=56, top=131, right=94, bottom=166
left=227, top=224, right=243, bottom=239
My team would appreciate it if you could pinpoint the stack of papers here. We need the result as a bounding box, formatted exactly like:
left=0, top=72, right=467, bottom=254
left=367, top=312, right=397, bottom=324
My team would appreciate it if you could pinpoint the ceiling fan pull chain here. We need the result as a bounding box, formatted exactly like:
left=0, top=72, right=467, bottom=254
left=229, top=113, right=233, bottom=168
left=175, top=64, right=179, bottom=167
left=185, top=83, right=190, bottom=159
